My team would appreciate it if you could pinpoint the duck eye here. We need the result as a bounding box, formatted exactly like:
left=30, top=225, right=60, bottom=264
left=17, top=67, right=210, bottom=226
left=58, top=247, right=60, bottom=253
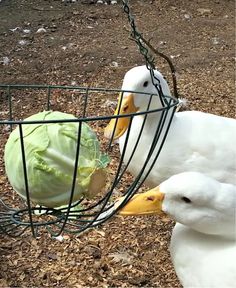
left=181, top=196, right=191, bottom=204
left=143, top=81, right=149, bottom=87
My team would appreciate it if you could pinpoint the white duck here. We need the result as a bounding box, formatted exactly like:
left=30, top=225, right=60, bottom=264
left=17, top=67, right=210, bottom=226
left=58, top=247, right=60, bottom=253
left=104, top=65, right=236, bottom=186
left=116, top=171, right=236, bottom=287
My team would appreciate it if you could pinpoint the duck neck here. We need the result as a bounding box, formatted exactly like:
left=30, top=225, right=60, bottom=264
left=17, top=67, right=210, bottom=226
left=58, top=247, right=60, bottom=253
left=144, top=106, right=175, bottom=134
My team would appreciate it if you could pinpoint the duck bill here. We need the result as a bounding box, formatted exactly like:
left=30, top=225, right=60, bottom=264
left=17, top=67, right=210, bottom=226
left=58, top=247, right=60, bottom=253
left=116, top=187, right=165, bottom=216
left=104, top=93, right=138, bottom=140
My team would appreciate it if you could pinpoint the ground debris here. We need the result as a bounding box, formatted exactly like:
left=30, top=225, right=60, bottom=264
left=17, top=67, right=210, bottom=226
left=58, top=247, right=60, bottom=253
left=0, top=0, right=234, bottom=288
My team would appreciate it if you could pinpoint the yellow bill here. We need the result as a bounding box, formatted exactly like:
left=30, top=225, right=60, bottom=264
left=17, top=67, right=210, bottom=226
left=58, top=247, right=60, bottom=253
left=115, top=187, right=165, bottom=216
left=104, top=93, right=138, bottom=140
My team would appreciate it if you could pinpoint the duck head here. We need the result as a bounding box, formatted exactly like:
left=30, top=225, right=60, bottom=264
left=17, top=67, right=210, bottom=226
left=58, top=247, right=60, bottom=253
left=104, top=65, right=171, bottom=140
left=116, top=172, right=236, bottom=238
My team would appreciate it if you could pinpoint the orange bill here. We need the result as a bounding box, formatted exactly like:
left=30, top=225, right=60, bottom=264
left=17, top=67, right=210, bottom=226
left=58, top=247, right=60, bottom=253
left=104, top=93, right=138, bottom=140
left=115, top=187, right=165, bottom=216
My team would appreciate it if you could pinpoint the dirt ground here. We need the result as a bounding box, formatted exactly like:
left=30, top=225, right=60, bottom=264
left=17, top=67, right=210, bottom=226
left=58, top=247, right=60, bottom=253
left=0, top=0, right=235, bottom=287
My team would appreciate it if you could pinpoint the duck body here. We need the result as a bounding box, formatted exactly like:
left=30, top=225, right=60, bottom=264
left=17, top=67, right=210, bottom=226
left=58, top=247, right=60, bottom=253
left=119, top=110, right=236, bottom=186
left=171, top=223, right=236, bottom=288
left=117, top=172, right=236, bottom=287
left=162, top=173, right=236, bottom=287
left=104, top=65, right=236, bottom=186
left=105, top=66, right=236, bottom=287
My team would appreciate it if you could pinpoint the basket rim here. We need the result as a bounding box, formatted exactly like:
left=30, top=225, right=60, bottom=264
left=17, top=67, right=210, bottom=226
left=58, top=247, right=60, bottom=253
left=0, top=83, right=176, bottom=96
left=0, top=84, right=179, bottom=125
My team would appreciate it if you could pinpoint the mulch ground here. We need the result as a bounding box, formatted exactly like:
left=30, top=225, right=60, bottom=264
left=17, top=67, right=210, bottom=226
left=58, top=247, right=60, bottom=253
left=0, top=0, right=235, bottom=287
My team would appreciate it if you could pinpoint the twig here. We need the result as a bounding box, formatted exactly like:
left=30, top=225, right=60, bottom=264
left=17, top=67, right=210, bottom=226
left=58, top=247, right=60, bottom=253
left=140, top=35, right=179, bottom=99
left=31, top=7, right=62, bottom=12
left=123, top=25, right=179, bottom=99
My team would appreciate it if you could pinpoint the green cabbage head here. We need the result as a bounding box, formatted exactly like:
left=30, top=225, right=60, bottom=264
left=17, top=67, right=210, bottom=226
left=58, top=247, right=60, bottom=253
left=4, top=111, right=109, bottom=208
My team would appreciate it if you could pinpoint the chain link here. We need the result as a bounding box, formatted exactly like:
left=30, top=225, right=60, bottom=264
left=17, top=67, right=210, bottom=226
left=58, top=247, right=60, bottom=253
left=122, top=1, right=155, bottom=70
left=122, top=0, right=179, bottom=100
left=122, top=0, right=165, bottom=98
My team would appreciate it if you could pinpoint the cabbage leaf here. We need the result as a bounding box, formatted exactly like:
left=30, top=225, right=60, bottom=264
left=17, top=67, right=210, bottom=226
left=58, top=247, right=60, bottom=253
left=4, top=111, right=109, bottom=208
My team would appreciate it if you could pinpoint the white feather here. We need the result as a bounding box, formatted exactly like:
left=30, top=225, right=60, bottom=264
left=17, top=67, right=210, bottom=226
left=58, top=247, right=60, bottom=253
left=118, top=65, right=236, bottom=186
left=160, top=172, right=236, bottom=287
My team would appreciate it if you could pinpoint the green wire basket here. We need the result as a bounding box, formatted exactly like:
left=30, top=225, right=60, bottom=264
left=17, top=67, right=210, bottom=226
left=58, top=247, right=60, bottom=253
left=0, top=1, right=179, bottom=237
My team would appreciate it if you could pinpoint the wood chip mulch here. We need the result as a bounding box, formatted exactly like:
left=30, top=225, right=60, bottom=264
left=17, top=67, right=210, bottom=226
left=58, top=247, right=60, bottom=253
left=0, top=0, right=234, bottom=287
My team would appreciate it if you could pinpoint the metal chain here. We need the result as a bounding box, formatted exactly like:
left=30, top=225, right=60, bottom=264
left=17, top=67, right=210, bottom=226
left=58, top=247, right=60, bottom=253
left=122, top=0, right=179, bottom=100
left=122, top=1, right=155, bottom=70
left=122, top=0, right=164, bottom=98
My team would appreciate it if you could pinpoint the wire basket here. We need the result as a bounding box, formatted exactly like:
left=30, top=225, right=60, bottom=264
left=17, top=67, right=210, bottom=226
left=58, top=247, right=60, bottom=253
left=0, top=1, right=179, bottom=237
left=0, top=84, right=178, bottom=237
